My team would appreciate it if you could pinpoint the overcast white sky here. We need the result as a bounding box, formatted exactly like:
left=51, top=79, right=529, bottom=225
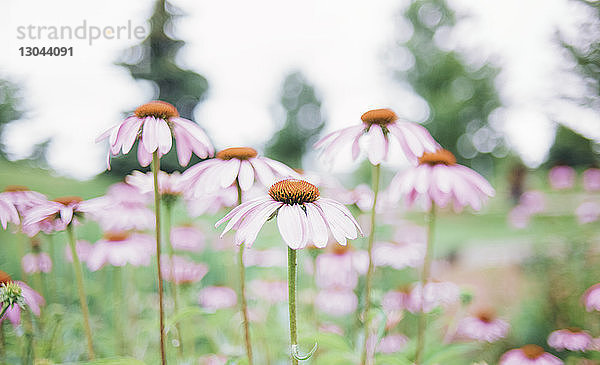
left=0, top=0, right=598, bottom=179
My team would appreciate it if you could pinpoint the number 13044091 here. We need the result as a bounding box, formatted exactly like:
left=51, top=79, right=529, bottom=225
left=19, top=46, right=73, bottom=56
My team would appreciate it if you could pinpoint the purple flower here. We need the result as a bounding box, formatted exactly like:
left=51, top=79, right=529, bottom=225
left=583, top=168, right=600, bottom=192
left=22, top=196, right=97, bottom=236
left=216, top=179, right=362, bottom=249
left=170, top=225, right=205, bottom=252
left=500, top=345, right=562, bottom=364
left=583, top=283, right=600, bottom=312
left=373, top=240, right=425, bottom=270
left=87, top=232, right=155, bottom=271
left=0, top=279, right=45, bottom=328
left=314, top=288, right=358, bottom=316
left=314, top=108, right=438, bottom=166
left=242, top=248, right=286, bottom=268
left=64, top=240, right=93, bottom=263
left=548, top=165, right=575, bottom=190
left=315, top=246, right=365, bottom=290
left=548, top=328, right=592, bottom=351
left=96, top=100, right=214, bottom=168
left=405, top=281, right=460, bottom=313
left=0, top=192, right=20, bottom=229
left=456, top=310, right=509, bottom=343
left=576, top=202, right=600, bottom=224
left=160, top=255, right=208, bottom=284
left=180, top=147, right=298, bottom=197
left=198, top=286, right=237, bottom=310
left=387, top=149, right=495, bottom=212
left=248, top=280, right=287, bottom=304
left=377, top=334, right=409, bottom=354
left=22, top=253, right=52, bottom=274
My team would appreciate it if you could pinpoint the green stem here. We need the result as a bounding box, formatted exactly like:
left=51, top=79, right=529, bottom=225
left=114, top=267, right=126, bottom=355
left=288, top=247, right=298, bottom=365
left=23, top=309, right=34, bottom=365
left=152, top=151, right=167, bottom=365
left=236, top=180, right=254, bottom=365
left=0, top=303, right=8, bottom=322
left=360, top=163, right=381, bottom=365
left=0, top=320, right=5, bottom=362
left=415, top=204, right=436, bottom=365
left=66, top=225, right=95, bottom=360
left=165, top=203, right=183, bottom=359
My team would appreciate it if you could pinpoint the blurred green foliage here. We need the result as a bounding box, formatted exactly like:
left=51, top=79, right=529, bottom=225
left=0, top=78, right=25, bottom=158
left=549, top=0, right=600, bottom=167
left=546, top=125, right=599, bottom=167
left=108, top=0, right=211, bottom=177
left=265, top=71, right=325, bottom=169
left=393, top=0, right=505, bottom=176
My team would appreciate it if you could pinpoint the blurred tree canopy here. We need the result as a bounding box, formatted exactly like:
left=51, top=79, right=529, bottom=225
left=0, top=78, right=24, bottom=158
left=549, top=0, right=600, bottom=167
left=108, top=0, right=210, bottom=176
left=546, top=125, right=599, bottom=168
left=393, top=0, right=506, bottom=174
left=265, top=71, right=325, bottom=169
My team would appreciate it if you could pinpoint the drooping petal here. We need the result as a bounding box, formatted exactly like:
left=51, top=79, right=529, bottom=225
left=277, top=204, right=307, bottom=249
left=219, top=159, right=241, bottom=189
left=238, top=161, right=255, bottom=191
left=156, top=119, right=173, bottom=155
left=234, top=201, right=282, bottom=247
left=137, top=142, right=153, bottom=167
left=118, top=117, right=143, bottom=154
left=305, top=203, right=329, bottom=248
left=250, top=158, right=276, bottom=186
left=367, top=125, right=387, bottom=165
left=141, top=117, right=159, bottom=153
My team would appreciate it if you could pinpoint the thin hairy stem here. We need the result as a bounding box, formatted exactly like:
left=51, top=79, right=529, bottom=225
left=415, top=204, right=436, bottom=365
left=288, top=247, right=298, bottom=365
left=236, top=180, right=253, bottom=365
left=152, top=151, right=167, bottom=365
left=165, top=202, right=183, bottom=359
left=66, top=224, right=95, bottom=359
left=360, top=163, right=381, bottom=365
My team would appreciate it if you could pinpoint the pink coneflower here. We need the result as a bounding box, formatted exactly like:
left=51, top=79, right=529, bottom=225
left=548, top=165, right=575, bottom=190
left=22, top=253, right=52, bottom=274
left=0, top=272, right=45, bottom=328
left=185, top=185, right=239, bottom=217
left=373, top=240, right=425, bottom=270
left=170, top=225, right=205, bottom=252
left=456, top=310, right=510, bottom=343
left=583, top=283, right=600, bottom=312
left=126, top=170, right=184, bottom=198
left=406, top=281, right=460, bottom=313
left=382, top=289, right=410, bottom=313
left=548, top=328, right=592, bottom=351
left=583, top=168, right=600, bottom=192
left=508, top=205, right=532, bottom=229
left=96, top=100, right=214, bottom=168
left=387, top=149, right=495, bottom=211
left=64, top=240, right=93, bottom=263
left=22, top=196, right=96, bottom=236
left=242, top=248, right=286, bottom=268
left=160, top=255, right=208, bottom=284
left=519, top=191, right=546, bottom=214
left=216, top=179, right=363, bottom=249
left=500, top=345, right=563, bottom=365
left=0, top=193, right=19, bottom=229
left=87, top=232, right=155, bottom=271
left=86, top=183, right=154, bottom=232
left=315, top=245, right=364, bottom=290
left=248, top=280, right=288, bottom=304
left=377, top=334, right=409, bottom=354
left=198, top=286, right=237, bottom=310
left=2, top=185, right=46, bottom=216
left=575, top=201, right=600, bottom=224
left=314, top=288, right=358, bottom=316
left=314, top=108, right=438, bottom=165
left=319, top=323, right=344, bottom=336
left=180, top=147, right=298, bottom=197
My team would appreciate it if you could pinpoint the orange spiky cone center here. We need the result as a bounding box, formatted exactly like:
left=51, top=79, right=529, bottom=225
left=134, top=101, right=179, bottom=119
left=216, top=147, right=258, bottom=160
left=418, top=149, right=457, bottom=166
left=0, top=270, right=12, bottom=285
left=361, top=109, right=397, bottom=126
left=103, top=231, right=130, bottom=242
left=521, top=344, right=544, bottom=359
left=3, top=185, right=29, bottom=192
left=269, top=179, right=320, bottom=205
left=53, top=196, right=83, bottom=205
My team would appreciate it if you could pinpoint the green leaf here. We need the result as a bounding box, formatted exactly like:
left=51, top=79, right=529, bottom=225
left=424, top=343, right=478, bottom=365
